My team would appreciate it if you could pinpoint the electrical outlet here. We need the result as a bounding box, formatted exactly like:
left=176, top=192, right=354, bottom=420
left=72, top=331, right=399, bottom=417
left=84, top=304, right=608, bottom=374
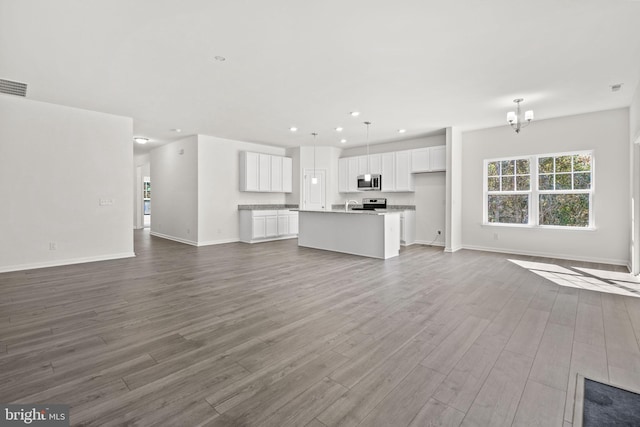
left=49, top=242, right=57, bottom=250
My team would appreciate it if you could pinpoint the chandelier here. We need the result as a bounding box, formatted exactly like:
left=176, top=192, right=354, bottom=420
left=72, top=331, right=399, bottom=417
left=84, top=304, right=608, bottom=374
left=507, top=98, right=534, bottom=134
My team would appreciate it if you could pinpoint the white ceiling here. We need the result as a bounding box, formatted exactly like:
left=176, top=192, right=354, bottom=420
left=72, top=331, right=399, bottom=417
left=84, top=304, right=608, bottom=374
left=2, top=0, right=640, bottom=154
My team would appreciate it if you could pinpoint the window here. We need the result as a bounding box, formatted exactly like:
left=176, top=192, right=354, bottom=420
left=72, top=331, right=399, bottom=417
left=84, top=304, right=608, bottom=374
left=484, top=151, right=593, bottom=228
left=486, top=158, right=530, bottom=224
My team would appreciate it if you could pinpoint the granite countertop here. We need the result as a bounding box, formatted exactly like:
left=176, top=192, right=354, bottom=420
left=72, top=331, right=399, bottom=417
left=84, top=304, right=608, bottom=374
left=330, top=204, right=415, bottom=211
left=238, top=204, right=299, bottom=210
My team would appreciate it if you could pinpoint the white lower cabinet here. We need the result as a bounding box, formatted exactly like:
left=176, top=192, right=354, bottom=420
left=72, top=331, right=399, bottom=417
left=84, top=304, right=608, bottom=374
left=240, top=210, right=299, bottom=243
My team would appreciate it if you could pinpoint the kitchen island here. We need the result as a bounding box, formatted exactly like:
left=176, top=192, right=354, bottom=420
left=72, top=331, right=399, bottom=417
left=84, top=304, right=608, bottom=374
left=297, top=210, right=401, bottom=259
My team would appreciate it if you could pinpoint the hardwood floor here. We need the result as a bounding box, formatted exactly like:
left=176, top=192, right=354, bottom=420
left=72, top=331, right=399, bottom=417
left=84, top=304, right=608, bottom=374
left=1, top=230, right=639, bottom=426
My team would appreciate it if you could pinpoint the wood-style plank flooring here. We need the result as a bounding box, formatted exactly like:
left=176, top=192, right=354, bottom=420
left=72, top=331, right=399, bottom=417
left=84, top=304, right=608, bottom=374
left=1, top=230, right=640, bottom=426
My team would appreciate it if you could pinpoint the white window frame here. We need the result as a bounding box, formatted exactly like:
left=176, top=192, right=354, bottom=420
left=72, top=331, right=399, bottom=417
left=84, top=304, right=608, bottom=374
left=483, top=150, right=594, bottom=229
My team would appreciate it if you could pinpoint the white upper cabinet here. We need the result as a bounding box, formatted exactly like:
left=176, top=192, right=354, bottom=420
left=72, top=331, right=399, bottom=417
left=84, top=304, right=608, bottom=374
left=381, top=153, right=396, bottom=192
left=338, top=158, right=348, bottom=193
left=240, top=151, right=292, bottom=193
left=358, top=156, right=368, bottom=175
left=282, top=157, right=292, bottom=193
left=347, top=157, right=359, bottom=192
left=369, top=153, right=382, bottom=175
left=339, top=148, right=433, bottom=193
left=240, top=152, right=260, bottom=191
left=410, top=145, right=446, bottom=173
left=411, top=148, right=429, bottom=173
left=270, top=155, right=283, bottom=192
left=258, top=154, right=271, bottom=192
left=394, top=150, right=414, bottom=192
left=429, top=145, right=446, bottom=171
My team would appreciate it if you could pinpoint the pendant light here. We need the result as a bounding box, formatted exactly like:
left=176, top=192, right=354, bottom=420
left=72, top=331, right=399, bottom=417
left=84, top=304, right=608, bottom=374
left=364, top=121, right=372, bottom=182
left=311, top=132, right=318, bottom=185
left=507, top=98, right=534, bottom=134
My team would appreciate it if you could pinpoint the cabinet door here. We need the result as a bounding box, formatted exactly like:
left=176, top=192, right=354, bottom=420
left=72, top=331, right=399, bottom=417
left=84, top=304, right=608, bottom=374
left=358, top=156, right=369, bottom=175
left=243, top=152, right=260, bottom=191
left=411, top=148, right=429, bottom=173
left=429, top=146, right=446, bottom=171
left=347, top=157, right=360, bottom=192
left=265, top=215, right=278, bottom=237
left=277, top=214, right=288, bottom=236
left=381, top=153, right=395, bottom=192
left=252, top=216, right=266, bottom=238
left=289, top=213, right=299, bottom=234
left=271, top=156, right=283, bottom=192
left=369, top=153, right=382, bottom=175
left=259, top=154, right=271, bottom=192
left=338, top=158, right=348, bottom=193
left=282, top=157, right=293, bottom=193
left=394, top=150, right=414, bottom=191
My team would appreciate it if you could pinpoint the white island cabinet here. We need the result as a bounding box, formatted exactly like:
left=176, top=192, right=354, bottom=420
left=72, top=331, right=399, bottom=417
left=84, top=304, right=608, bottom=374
left=297, top=210, right=400, bottom=259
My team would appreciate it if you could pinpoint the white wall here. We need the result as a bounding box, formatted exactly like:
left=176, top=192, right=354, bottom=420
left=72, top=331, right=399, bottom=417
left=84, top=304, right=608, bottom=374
left=197, top=135, right=286, bottom=245
left=630, top=79, right=640, bottom=273
left=461, top=108, right=630, bottom=265
left=150, top=136, right=199, bottom=244
left=0, top=95, right=134, bottom=272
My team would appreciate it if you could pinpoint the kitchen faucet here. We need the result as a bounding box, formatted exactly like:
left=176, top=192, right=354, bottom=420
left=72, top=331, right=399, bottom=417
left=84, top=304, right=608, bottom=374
left=345, top=199, right=359, bottom=211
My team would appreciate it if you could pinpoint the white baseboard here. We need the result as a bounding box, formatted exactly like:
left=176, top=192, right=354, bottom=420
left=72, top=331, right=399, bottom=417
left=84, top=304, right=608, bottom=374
left=149, top=231, right=198, bottom=246
left=461, top=244, right=628, bottom=267
left=413, top=239, right=445, bottom=247
left=149, top=232, right=243, bottom=247
left=239, top=235, right=298, bottom=244
left=0, top=252, right=136, bottom=273
left=197, top=238, right=240, bottom=247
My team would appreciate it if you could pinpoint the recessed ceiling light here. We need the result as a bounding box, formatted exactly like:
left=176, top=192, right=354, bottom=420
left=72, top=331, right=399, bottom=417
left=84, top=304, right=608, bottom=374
left=289, top=127, right=298, bottom=132
left=214, top=56, right=226, bottom=62
left=340, top=139, right=347, bottom=144
left=610, top=83, right=623, bottom=92
left=335, top=127, right=343, bottom=132
left=350, top=111, right=360, bottom=117
left=134, top=137, right=149, bottom=144
left=171, top=128, right=182, bottom=133
left=398, top=129, right=407, bottom=133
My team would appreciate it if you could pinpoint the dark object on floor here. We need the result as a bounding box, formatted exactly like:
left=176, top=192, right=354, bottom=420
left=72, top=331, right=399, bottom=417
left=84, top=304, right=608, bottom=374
left=584, top=378, right=640, bottom=426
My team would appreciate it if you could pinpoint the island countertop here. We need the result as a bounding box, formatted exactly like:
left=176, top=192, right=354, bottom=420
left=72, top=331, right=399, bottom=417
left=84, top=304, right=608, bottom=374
left=293, top=209, right=400, bottom=216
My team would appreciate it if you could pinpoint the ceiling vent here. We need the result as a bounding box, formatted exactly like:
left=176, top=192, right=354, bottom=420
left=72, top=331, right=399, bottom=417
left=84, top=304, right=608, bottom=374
left=0, top=79, right=28, bottom=97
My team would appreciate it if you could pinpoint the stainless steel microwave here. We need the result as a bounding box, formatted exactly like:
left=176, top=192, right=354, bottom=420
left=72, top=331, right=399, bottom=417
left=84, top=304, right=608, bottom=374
left=357, top=174, right=381, bottom=191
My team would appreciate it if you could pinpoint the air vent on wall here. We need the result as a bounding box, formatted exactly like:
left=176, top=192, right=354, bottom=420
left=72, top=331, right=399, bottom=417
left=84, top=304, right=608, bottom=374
left=0, top=79, right=28, bottom=97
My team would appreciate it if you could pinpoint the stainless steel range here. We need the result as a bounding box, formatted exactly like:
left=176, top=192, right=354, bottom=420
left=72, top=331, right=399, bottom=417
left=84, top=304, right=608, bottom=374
left=350, top=198, right=387, bottom=211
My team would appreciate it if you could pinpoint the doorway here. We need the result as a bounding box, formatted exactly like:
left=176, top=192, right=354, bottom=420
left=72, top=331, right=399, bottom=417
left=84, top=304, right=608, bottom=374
left=143, top=176, right=151, bottom=228
left=303, top=169, right=326, bottom=210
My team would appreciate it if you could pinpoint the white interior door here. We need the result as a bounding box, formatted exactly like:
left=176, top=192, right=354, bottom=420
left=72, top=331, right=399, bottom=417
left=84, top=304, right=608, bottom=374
left=303, top=169, right=326, bottom=210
